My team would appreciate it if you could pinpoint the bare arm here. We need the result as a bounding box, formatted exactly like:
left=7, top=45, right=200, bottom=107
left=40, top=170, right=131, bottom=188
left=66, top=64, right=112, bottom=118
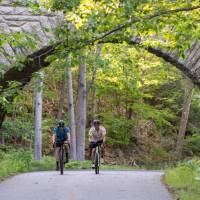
left=89, top=134, right=93, bottom=142
left=52, top=133, right=55, bottom=143
left=103, top=134, right=106, bottom=143
left=89, top=128, right=93, bottom=142
left=102, top=127, right=106, bottom=143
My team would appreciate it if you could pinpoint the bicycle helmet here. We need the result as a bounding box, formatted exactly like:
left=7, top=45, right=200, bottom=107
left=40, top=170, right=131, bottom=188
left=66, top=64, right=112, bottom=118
left=93, top=119, right=100, bottom=125
left=58, top=120, right=65, bottom=127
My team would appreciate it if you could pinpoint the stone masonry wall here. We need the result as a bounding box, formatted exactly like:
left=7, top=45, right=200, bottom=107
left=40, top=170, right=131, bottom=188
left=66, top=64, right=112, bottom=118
left=0, top=0, right=63, bottom=65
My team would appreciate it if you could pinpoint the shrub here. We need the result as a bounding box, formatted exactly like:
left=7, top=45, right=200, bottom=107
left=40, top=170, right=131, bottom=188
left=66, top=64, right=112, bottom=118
left=184, top=134, right=200, bottom=156
left=0, top=149, right=33, bottom=178
left=31, top=156, right=55, bottom=171
left=65, top=160, right=91, bottom=169
left=97, top=113, right=132, bottom=145
left=0, top=148, right=54, bottom=179
left=1, top=118, right=34, bottom=146
left=165, top=159, right=200, bottom=200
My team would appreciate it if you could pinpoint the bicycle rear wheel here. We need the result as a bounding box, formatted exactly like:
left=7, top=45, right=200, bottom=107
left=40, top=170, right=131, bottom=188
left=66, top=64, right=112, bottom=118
left=60, top=147, right=64, bottom=175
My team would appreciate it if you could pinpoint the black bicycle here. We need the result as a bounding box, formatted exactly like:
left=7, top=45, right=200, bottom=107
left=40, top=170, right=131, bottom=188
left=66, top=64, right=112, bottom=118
left=94, top=141, right=103, bottom=174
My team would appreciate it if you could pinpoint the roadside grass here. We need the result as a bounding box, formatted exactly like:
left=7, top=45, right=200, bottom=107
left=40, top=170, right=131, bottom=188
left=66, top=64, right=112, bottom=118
left=101, top=164, right=140, bottom=170
left=0, top=146, right=142, bottom=179
left=0, top=147, right=56, bottom=180
left=65, top=160, right=140, bottom=170
left=30, top=156, right=55, bottom=171
left=0, top=148, right=32, bottom=179
left=65, top=160, right=91, bottom=169
left=1, top=145, right=171, bottom=180
left=165, top=159, right=200, bottom=200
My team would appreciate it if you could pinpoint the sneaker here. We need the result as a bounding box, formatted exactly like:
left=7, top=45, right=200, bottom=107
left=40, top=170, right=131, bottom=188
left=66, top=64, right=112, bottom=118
left=92, top=163, right=95, bottom=169
left=101, top=158, right=104, bottom=164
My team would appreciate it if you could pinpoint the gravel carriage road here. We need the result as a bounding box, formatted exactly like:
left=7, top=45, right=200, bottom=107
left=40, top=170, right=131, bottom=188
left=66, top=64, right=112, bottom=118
left=0, top=170, right=173, bottom=200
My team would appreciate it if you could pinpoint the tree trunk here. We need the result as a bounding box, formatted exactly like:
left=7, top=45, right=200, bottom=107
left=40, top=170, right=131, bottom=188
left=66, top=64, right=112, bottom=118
left=66, top=55, right=77, bottom=160
left=175, top=78, right=193, bottom=160
left=76, top=58, right=87, bottom=161
left=57, top=75, right=66, bottom=121
left=34, top=72, right=44, bottom=160
left=92, top=89, right=97, bottom=119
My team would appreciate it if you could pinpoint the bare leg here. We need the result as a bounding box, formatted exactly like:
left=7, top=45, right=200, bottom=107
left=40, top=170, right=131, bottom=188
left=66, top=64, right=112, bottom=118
left=55, top=147, right=60, bottom=170
left=89, top=148, right=92, bottom=159
left=55, top=147, right=60, bottom=161
left=64, top=143, right=69, bottom=153
left=64, top=143, right=69, bottom=162
left=101, top=145, right=105, bottom=158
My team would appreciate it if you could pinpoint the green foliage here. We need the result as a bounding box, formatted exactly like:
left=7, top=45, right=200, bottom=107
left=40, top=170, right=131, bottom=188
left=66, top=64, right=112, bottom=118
left=65, top=160, right=140, bottom=170
left=0, top=31, right=38, bottom=113
left=2, top=118, right=34, bottom=145
left=165, top=159, right=200, bottom=200
left=42, top=117, right=55, bottom=150
left=0, top=32, right=37, bottom=61
left=50, top=0, right=80, bottom=11
left=0, top=81, right=22, bottom=109
left=101, top=164, right=140, bottom=170
left=93, top=44, right=181, bottom=138
left=13, top=0, right=40, bottom=13
left=0, top=148, right=33, bottom=179
left=65, top=160, right=91, bottom=169
left=31, top=156, right=55, bottom=171
left=132, top=103, right=176, bottom=134
left=149, top=144, right=171, bottom=162
left=40, top=0, right=200, bottom=60
left=184, top=134, right=200, bottom=156
left=0, top=147, right=55, bottom=179
left=98, top=113, right=132, bottom=145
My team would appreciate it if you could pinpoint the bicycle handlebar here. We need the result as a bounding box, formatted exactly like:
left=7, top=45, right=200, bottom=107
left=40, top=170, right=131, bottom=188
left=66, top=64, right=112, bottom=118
left=91, top=141, right=103, bottom=145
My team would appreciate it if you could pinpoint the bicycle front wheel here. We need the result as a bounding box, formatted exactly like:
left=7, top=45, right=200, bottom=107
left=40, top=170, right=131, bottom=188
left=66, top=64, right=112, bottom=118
left=60, top=147, right=64, bottom=175
left=94, top=152, right=100, bottom=174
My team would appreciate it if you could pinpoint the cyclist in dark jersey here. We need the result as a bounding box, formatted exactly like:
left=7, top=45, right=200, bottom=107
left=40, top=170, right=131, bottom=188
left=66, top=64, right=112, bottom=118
left=53, top=120, right=70, bottom=171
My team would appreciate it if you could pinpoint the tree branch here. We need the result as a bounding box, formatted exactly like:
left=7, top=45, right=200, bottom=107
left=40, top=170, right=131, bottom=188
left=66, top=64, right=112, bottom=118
left=99, top=37, right=200, bottom=87
left=86, top=5, right=200, bottom=46
left=0, top=45, right=55, bottom=89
